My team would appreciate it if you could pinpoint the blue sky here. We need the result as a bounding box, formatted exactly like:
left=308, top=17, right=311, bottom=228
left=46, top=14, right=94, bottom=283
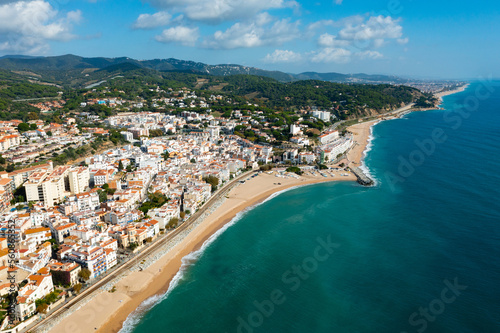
left=0, top=0, right=498, bottom=79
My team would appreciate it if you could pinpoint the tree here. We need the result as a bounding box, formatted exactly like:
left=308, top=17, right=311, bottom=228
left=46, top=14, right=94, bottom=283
left=78, top=268, right=91, bottom=281
left=286, top=166, right=303, bottom=175
left=180, top=211, right=186, bottom=219
left=17, top=123, right=30, bottom=132
left=118, top=160, right=123, bottom=171
left=36, top=303, right=49, bottom=314
left=27, top=112, right=38, bottom=120
left=6, top=164, right=15, bottom=172
left=167, top=217, right=179, bottom=228
left=203, top=175, right=219, bottom=192
left=0, top=155, right=6, bottom=164
left=97, top=190, right=107, bottom=203
left=47, top=131, right=53, bottom=136
left=73, top=283, right=82, bottom=294
left=162, top=151, right=170, bottom=161
left=190, top=158, right=196, bottom=163
left=30, top=123, right=37, bottom=130
left=126, top=164, right=133, bottom=172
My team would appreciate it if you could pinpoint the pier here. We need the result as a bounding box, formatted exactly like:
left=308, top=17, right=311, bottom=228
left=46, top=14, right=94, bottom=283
left=349, top=166, right=374, bottom=186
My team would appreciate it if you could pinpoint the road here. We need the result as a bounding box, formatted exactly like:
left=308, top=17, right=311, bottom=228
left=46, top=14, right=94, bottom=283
left=13, top=96, right=61, bottom=102
left=27, top=169, right=252, bottom=333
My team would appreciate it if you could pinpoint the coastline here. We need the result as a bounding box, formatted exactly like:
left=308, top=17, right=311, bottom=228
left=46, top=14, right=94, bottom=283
left=434, top=83, right=470, bottom=99
left=46, top=83, right=469, bottom=333
left=49, top=174, right=359, bottom=333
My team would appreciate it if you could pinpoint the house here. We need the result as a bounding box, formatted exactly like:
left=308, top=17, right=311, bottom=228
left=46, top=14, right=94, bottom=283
left=16, top=268, right=54, bottom=321
left=47, top=260, right=81, bottom=286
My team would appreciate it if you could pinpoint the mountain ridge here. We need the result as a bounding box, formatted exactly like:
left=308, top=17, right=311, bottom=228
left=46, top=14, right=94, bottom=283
left=0, top=54, right=409, bottom=85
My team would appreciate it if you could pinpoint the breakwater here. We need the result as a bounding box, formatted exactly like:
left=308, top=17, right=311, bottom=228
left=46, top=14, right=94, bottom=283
left=349, top=166, right=374, bottom=186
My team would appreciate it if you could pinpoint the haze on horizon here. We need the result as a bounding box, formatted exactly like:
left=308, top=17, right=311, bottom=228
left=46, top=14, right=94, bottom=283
left=0, top=0, right=498, bottom=80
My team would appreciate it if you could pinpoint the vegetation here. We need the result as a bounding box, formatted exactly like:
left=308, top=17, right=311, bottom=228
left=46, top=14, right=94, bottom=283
left=97, top=190, right=108, bottom=203
left=149, top=129, right=164, bottom=137
left=73, top=283, right=82, bottom=294
left=414, top=95, right=437, bottom=108
left=35, top=289, right=62, bottom=312
left=286, top=166, right=303, bottom=175
left=167, top=217, right=179, bottom=228
left=78, top=268, right=91, bottom=281
left=203, top=175, right=219, bottom=192
left=138, top=191, right=168, bottom=214
left=259, top=164, right=273, bottom=171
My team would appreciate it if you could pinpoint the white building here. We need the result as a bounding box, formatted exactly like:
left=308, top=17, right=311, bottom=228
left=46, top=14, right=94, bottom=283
left=25, top=166, right=71, bottom=207
left=16, top=269, right=54, bottom=321
left=319, top=130, right=339, bottom=145
left=290, top=124, right=302, bottom=135
left=298, top=152, right=317, bottom=164
left=65, top=245, right=107, bottom=279
left=321, top=137, right=353, bottom=162
left=69, top=167, right=90, bottom=194
left=311, top=110, right=331, bottom=121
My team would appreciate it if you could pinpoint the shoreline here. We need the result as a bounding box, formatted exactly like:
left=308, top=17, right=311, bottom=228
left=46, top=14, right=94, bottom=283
left=96, top=175, right=358, bottom=333
left=434, top=83, right=470, bottom=99
left=46, top=84, right=469, bottom=333
left=49, top=174, right=360, bottom=333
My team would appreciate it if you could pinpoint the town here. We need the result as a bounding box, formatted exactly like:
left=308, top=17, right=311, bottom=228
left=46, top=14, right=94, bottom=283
left=0, top=85, right=358, bottom=331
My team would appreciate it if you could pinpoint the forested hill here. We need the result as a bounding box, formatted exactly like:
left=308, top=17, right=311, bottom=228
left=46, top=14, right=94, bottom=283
left=0, top=63, right=435, bottom=123
left=218, top=75, right=425, bottom=117
left=0, top=54, right=411, bottom=86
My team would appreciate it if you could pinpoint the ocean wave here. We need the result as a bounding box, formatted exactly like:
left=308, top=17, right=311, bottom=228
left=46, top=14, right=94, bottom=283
left=359, top=121, right=380, bottom=186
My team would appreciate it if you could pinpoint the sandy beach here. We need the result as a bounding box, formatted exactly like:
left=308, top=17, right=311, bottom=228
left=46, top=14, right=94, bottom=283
left=48, top=171, right=359, bottom=333
left=434, top=83, right=470, bottom=99
left=346, top=120, right=378, bottom=169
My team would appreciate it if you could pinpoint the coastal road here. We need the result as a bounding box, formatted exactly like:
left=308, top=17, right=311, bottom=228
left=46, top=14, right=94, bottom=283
left=28, top=170, right=252, bottom=333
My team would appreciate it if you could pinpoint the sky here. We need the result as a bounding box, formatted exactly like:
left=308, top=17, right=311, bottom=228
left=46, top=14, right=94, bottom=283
left=0, top=0, right=498, bottom=79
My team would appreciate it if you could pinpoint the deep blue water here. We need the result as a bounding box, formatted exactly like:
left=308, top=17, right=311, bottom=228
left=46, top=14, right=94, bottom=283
left=125, top=81, right=500, bottom=333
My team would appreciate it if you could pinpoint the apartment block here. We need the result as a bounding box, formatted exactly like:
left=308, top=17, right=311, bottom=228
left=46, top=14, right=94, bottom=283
left=68, top=167, right=90, bottom=194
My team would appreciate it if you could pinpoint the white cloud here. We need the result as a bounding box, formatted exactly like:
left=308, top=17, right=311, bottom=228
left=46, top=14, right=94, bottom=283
left=311, top=48, right=352, bottom=63
left=318, top=33, right=351, bottom=48
left=334, top=0, right=343, bottom=4
left=155, top=26, right=199, bottom=46
left=307, top=15, right=364, bottom=32
left=202, top=14, right=300, bottom=49
left=338, top=15, right=403, bottom=41
left=356, top=50, right=383, bottom=59
left=0, top=0, right=81, bottom=54
left=133, top=11, right=172, bottom=29
left=263, top=49, right=302, bottom=63
left=311, top=15, right=406, bottom=59
left=146, top=0, right=295, bottom=23
left=397, top=37, right=409, bottom=45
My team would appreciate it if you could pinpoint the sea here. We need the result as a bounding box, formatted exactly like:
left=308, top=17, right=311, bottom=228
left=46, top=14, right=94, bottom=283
left=122, top=81, right=500, bottom=333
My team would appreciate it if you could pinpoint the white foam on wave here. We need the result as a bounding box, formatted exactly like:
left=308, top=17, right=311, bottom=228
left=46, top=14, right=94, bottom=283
left=358, top=121, right=380, bottom=186
left=119, top=185, right=305, bottom=332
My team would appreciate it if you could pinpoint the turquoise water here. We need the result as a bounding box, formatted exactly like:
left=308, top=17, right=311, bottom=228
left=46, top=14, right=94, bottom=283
left=125, top=82, right=500, bottom=333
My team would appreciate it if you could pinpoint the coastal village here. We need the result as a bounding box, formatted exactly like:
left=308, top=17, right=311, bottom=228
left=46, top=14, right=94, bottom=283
left=0, top=86, right=359, bottom=331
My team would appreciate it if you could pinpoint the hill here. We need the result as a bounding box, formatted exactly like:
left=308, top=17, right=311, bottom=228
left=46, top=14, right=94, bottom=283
left=0, top=54, right=411, bottom=87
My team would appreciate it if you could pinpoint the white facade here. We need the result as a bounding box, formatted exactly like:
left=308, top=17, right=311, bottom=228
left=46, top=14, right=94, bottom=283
left=311, top=111, right=331, bottom=121
left=319, top=130, right=339, bottom=145
left=69, top=167, right=90, bottom=194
